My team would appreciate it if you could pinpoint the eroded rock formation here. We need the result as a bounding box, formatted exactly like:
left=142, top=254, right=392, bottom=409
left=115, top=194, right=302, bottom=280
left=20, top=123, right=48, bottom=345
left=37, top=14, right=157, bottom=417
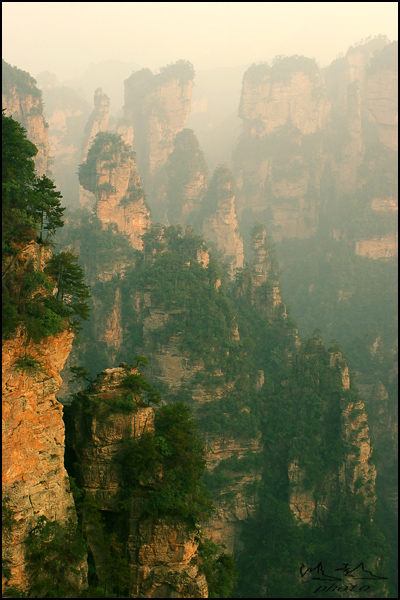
left=288, top=352, right=377, bottom=526
left=152, top=128, right=208, bottom=225
left=234, top=40, right=398, bottom=250
left=79, top=132, right=150, bottom=251
left=79, top=88, right=111, bottom=208
left=66, top=365, right=208, bottom=598
left=202, top=165, right=244, bottom=278
left=2, top=60, right=51, bottom=176
left=2, top=242, right=87, bottom=594
left=123, top=61, right=194, bottom=213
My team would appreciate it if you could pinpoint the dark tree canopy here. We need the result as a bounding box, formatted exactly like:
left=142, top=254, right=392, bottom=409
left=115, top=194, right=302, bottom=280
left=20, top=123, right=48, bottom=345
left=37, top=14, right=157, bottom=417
left=2, top=110, right=90, bottom=341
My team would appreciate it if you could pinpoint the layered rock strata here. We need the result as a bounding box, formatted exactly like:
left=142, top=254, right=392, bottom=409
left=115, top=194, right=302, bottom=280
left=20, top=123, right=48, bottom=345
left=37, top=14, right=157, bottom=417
left=2, top=60, right=51, bottom=176
left=288, top=353, right=377, bottom=526
left=79, top=132, right=150, bottom=251
left=79, top=88, right=111, bottom=208
left=67, top=366, right=208, bottom=598
left=2, top=244, right=86, bottom=593
left=202, top=166, right=244, bottom=278
left=123, top=61, right=194, bottom=211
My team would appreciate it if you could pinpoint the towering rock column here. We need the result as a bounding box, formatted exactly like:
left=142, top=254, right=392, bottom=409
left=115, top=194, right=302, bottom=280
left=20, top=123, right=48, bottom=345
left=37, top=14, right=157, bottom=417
left=234, top=57, right=330, bottom=240
left=2, top=60, right=51, bottom=176
left=202, top=165, right=244, bottom=278
left=79, top=88, right=110, bottom=208
left=67, top=365, right=208, bottom=598
left=2, top=243, right=87, bottom=594
left=79, top=132, right=150, bottom=252
left=123, top=60, right=194, bottom=215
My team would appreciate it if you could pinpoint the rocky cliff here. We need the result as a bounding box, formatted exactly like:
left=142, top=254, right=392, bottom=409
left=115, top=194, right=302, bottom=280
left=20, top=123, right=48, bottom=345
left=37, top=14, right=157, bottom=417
left=66, top=365, right=208, bottom=598
left=202, top=165, right=244, bottom=278
left=234, top=40, right=398, bottom=247
left=288, top=352, right=377, bottom=526
left=123, top=61, right=194, bottom=215
left=2, top=242, right=87, bottom=595
left=238, top=57, right=330, bottom=137
left=79, top=132, right=150, bottom=251
left=79, top=88, right=111, bottom=208
left=38, top=82, right=91, bottom=206
left=2, top=60, right=51, bottom=176
left=151, top=128, right=208, bottom=226
left=234, top=56, right=329, bottom=240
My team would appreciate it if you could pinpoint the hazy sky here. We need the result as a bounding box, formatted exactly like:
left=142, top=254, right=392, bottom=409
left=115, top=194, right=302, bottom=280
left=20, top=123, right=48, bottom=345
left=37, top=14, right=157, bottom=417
left=2, top=2, right=398, bottom=80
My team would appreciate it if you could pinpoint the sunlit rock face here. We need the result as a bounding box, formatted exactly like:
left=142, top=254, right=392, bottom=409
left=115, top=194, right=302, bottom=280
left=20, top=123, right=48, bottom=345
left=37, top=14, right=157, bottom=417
left=2, top=241, right=87, bottom=594
left=355, top=232, right=398, bottom=259
left=234, top=39, right=397, bottom=249
left=123, top=61, right=194, bottom=213
left=67, top=366, right=208, bottom=598
left=79, top=132, right=151, bottom=251
left=2, top=60, right=51, bottom=176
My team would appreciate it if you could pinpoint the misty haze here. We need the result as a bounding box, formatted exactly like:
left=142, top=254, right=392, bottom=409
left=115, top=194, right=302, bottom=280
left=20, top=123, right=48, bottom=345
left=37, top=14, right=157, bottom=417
left=2, top=2, right=398, bottom=598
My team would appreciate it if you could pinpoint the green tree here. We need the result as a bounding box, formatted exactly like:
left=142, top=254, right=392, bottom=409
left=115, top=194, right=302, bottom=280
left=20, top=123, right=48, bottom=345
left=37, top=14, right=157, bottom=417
left=45, top=251, right=91, bottom=330
left=2, top=109, right=38, bottom=256
left=31, top=175, right=65, bottom=243
left=198, top=539, right=238, bottom=598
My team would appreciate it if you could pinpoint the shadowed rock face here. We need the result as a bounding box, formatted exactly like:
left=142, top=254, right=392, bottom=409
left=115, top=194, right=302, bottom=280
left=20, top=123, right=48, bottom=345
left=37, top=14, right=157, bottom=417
left=2, top=60, right=51, bottom=176
left=123, top=61, right=195, bottom=206
left=2, top=246, right=86, bottom=594
left=151, top=128, right=209, bottom=225
left=202, top=165, right=244, bottom=278
left=288, top=353, right=377, bottom=527
left=67, top=366, right=208, bottom=598
left=79, top=88, right=111, bottom=208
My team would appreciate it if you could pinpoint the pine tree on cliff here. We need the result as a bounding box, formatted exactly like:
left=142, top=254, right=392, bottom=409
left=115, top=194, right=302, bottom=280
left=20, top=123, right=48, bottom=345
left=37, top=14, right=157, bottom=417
left=2, top=110, right=90, bottom=341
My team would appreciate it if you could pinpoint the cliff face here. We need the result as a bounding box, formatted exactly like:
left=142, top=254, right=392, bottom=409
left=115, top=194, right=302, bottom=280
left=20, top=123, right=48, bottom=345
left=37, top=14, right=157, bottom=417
left=238, top=224, right=286, bottom=321
left=123, top=61, right=195, bottom=212
left=79, top=88, right=111, bottom=208
left=235, top=57, right=329, bottom=240
left=39, top=83, right=91, bottom=206
left=288, top=353, right=377, bottom=526
left=79, top=132, right=151, bottom=251
left=239, top=61, right=330, bottom=137
left=152, top=128, right=208, bottom=225
left=67, top=366, right=208, bottom=598
left=202, top=435, right=262, bottom=556
left=202, top=166, right=244, bottom=277
left=234, top=41, right=398, bottom=248
left=2, top=245, right=86, bottom=593
left=2, top=60, right=51, bottom=176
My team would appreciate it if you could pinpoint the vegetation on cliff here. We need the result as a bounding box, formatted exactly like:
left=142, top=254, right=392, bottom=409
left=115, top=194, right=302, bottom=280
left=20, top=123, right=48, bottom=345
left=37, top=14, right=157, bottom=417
left=2, top=59, right=42, bottom=100
left=56, top=210, right=391, bottom=596
left=157, top=128, right=208, bottom=225
left=63, top=361, right=238, bottom=597
left=2, top=111, right=90, bottom=341
left=78, top=131, right=136, bottom=196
